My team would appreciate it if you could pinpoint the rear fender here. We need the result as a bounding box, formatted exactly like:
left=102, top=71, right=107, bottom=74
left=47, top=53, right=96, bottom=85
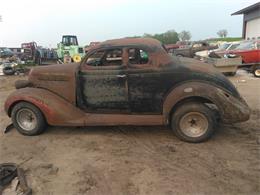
left=5, top=88, right=86, bottom=126
left=163, top=82, right=250, bottom=123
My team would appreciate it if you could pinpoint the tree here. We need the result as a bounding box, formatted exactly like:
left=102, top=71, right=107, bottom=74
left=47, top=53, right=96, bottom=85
left=178, top=30, right=192, bottom=41
left=217, top=29, right=228, bottom=38
left=143, top=30, right=179, bottom=44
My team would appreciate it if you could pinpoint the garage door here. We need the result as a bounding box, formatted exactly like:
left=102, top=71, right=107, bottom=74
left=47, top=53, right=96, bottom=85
left=246, top=17, right=260, bottom=40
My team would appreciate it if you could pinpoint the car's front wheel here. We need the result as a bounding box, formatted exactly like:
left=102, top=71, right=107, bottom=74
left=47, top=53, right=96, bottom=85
left=171, top=102, right=216, bottom=143
left=11, top=102, right=47, bottom=136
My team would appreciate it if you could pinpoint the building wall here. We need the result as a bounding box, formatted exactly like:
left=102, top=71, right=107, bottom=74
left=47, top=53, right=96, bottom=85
left=245, top=17, right=260, bottom=40
left=240, top=8, right=260, bottom=39
left=244, top=8, right=260, bottom=22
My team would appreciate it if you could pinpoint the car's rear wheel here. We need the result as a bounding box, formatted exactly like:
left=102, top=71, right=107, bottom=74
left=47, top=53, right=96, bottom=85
left=11, top=102, right=47, bottom=136
left=253, top=67, right=260, bottom=78
left=171, top=102, right=216, bottom=143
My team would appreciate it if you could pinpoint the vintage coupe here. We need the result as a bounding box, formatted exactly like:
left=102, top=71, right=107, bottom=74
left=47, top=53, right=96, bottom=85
left=4, top=38, right=250, bottom=143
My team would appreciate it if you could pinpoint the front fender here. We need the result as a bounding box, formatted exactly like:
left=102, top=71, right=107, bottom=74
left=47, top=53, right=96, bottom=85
left=163, top=82, right=250, bottom=123
left=5, top=88, right=86, bottom=126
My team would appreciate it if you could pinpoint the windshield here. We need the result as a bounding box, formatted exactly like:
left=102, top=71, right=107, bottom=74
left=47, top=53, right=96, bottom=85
left=228, top=43, right=240, bottom=50
left=219, top=43, right=230, bottom=50
left=235, top=41, right=255, bottom=50
left=63, top=36, right=78, bottom=46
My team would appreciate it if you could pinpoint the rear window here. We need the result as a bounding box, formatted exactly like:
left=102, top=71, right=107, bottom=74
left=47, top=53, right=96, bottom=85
left=128, top=48, right=149, bottom=65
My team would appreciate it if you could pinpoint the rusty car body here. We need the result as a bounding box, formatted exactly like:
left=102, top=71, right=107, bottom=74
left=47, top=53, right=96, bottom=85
left=173, top=41, right=217, bottom=58
left=4, top=38, right=250, bottom=142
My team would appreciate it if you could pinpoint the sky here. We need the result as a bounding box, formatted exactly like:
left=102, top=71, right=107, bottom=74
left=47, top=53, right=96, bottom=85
left=0, top=0, right=258, bottom=47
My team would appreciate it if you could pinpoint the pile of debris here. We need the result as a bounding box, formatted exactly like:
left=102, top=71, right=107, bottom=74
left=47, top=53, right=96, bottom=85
left=0, top=47, right=23, bottom=76
left=0, top=163, right=32, bottom=195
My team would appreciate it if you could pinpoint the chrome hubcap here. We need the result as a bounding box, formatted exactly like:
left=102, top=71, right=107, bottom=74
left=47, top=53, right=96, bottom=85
left=179, top=112, right=208, bottom=137
left=16, top=108, right=37, bottom=131
left=255, top=69, right=260, bottom=76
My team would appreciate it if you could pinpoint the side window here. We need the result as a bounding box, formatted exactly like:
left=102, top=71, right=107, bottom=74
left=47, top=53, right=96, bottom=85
left=86, top=50, right=105, bottom=66
left=104, top=49, right=122, bottom=66
left=86, top=49, right=123, bottom=66
left=128, top=48, right=149, bottom=65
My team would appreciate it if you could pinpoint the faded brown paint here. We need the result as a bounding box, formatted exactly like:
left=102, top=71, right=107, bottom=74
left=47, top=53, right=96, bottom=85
left=4, top=38, right=250, bottom=127
left=163, top=82, right=250, bottom=123
left=28, top=63, right=78, bottom=104
left=5, top=87, right=164, bottom=126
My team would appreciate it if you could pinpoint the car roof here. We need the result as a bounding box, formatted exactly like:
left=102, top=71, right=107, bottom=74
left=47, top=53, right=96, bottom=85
left=91, top=38, right=163, bottom=51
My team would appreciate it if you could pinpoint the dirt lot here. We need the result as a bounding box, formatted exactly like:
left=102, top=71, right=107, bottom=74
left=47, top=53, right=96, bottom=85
left=0, top=70, right=259, bottom=195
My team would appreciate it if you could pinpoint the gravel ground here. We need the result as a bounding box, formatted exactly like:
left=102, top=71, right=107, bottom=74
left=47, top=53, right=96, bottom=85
left=0, top=69, right=259, bottom=195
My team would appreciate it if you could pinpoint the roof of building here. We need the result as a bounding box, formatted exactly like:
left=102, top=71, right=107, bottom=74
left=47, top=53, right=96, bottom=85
left=231, top=2, right=260, bottom=15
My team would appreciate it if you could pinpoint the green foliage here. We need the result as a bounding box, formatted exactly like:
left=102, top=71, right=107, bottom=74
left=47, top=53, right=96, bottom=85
left=178, top=31, right=192, bottom=41
left=217, top=29, right=228, bottom=38
left=143, top=30, right=179, bottom=44
left=207, top=37, right=243, bottom=42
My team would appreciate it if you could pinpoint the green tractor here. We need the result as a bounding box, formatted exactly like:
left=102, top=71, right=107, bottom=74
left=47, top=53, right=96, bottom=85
left=57, top=35, right=85, bottom=63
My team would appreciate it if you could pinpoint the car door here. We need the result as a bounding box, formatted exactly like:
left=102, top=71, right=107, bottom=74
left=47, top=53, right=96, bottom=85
left=79, top=47, right=129, bottom=112
left=127, top=47, right=163, bottom=114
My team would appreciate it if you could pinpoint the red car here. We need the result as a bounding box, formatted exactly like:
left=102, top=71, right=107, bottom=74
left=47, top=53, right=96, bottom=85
left=228, top=40, right=260, bottom=64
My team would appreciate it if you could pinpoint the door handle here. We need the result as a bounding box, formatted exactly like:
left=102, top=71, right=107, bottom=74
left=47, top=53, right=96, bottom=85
left=117, top=74, right=126, bottom=78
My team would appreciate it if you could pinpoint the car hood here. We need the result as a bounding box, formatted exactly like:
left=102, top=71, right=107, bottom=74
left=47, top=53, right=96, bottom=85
left=29, top=63, right=79, bottom=80
left=28, top=63, right=79, bottom=104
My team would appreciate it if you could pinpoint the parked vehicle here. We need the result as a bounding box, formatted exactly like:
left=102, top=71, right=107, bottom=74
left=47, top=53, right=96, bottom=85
left=173, top=41, right=217, bottom=58
left=0, top=47, right=14, bottom=58
left=57, top=35, right=85, bottom=63
left=215, top=40, right=260, bottom=77
left=165, top=44, right=180, bottom=54
left=227, top=40, right=260, bottom=64
left=196, top=42, right=240, bottom=58
left=230, top=40, right=260, bottom=77
left=20, top=42, right=57, bottom=65
left=4, top=38, right=250, bottom=143
left=20, top=42, right=39, bottom=63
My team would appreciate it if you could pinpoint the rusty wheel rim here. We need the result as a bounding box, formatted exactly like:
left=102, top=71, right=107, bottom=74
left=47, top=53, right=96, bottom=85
left=255, top=69, right=260, bottom=77
left=16, top=108, right=37, bottom=131
left=179, top=112, right=208, bottom=138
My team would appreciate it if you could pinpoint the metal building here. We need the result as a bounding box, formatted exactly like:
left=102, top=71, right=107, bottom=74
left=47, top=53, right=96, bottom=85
left=232, top=2, right=260, bottom=40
